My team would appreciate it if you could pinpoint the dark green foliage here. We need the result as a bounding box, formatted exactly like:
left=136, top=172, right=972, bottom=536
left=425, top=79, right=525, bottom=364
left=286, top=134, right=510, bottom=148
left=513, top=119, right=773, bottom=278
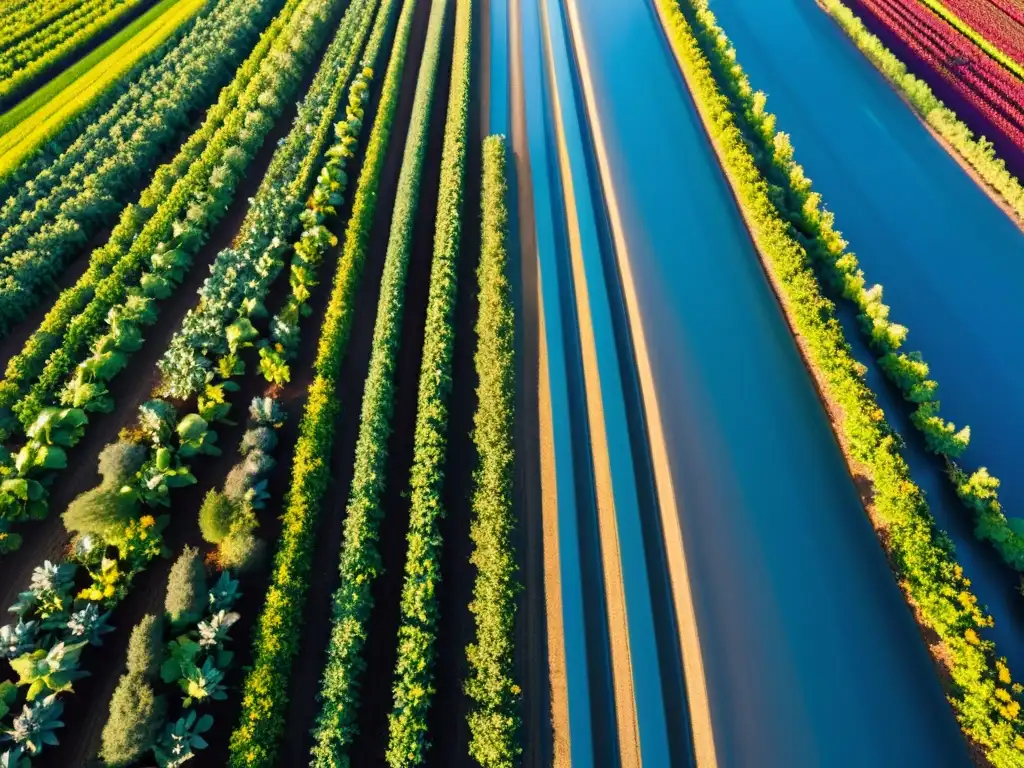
left=164, top=545, right=206, bottom=627
left=199, top=489, right=235, bottom=544
left=97, top=440, right=148, bottom=487
left=99, top=673, right=167, bottom=767
left=62, top=484, right=136, bottom=538
left=126, top=614, right=165, bottom=679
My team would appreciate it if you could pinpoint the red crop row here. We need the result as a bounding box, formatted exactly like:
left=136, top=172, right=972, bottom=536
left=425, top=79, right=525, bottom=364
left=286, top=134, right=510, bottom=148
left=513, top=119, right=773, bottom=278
left=940, top=0, right=1024, bottom=68
left=859, top=0, right=1024, bottom=150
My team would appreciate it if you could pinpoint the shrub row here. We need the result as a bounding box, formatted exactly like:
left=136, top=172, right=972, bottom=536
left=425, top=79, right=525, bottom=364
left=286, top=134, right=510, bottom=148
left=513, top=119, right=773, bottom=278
left=0, top=0, right=295, bottom=416
left=464, top=135, right=521, bottom=768
left=99, top=564, right=242, bottom=766
left=308, top=0, right=450, bottom=762
left=226, top=0, right=417, bottom=760
left=679, top=0, right=1024, bottom=576
left=820, top=0, right=1024, bottom=223
left=0, top=0, right=81, bottom=54
left=0, top=0, right=285, bottom=329
left=0, top=0, right=146, bottom=104
left=0, top=0, right=338, bottom=543
left=0, top=0, right=206, bottom=181
left=385, top=0, right=471, bottom=763
left=156, top=0, right=384, bottom=400
left=655, top=0, right=1024, bottom=762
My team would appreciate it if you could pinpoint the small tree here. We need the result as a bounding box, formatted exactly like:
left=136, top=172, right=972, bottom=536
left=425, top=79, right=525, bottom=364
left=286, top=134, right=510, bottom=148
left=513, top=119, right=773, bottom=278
left=63, top=486, right=136, bottom=539
left=165, top=546, right=206, bottom=627
left=97, top=441, right=148, bottom=487
left=126, top=615, right=164, bottom=679
left=100, top=674, right=166, bottom=766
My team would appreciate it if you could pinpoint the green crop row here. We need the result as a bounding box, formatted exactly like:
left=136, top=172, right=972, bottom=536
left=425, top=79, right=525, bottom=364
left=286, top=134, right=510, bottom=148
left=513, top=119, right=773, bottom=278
left=0, top=0, right=286, bottom=334
left=307, top=0, right=448, bottom=762
left=0, top=0, right=80, bottom=54
left=0, top=0, right=293, bottom=418
left=0, top=0, right=206, bottom=179
left=0, top=0, right=145, bottom=104
left=226, top=0, right=417, bottom=761
left=464, top=134, right=520, bottom=768
left=156, top=0, right=383, bottom=401
left=385, top=0, right=470, bottom=763
left=0, top=0, right=341, bottom=543
left=655, top=0, right=1024, bottom=762
left=820, top=0, right=1024, bottom=224
left=676, top=0, right=1024, bottom=584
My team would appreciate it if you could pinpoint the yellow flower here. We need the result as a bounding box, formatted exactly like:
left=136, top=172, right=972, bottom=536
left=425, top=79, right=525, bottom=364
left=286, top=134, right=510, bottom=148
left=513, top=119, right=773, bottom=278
left=103, top=584, right=115, bottom=598
left=140, top=515, right=156, bottom=528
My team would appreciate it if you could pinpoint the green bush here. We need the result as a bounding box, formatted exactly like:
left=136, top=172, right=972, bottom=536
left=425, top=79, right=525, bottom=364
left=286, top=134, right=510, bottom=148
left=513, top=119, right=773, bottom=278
left=219, top=531, right=263, bottom=572
left=126, top=614, right=165, bottom=679
left=164, top=545, right=206, bottom=627
left=464, top=135, right=521, bottom=768
left=199, top=489, right=235, bottom=544
left=97, top=440, right=148, bottom=487
left=62, top=484, right=136, bottom=538
left=310, top=0, right=450, bottom=762
left=228, top=0, right=417, bottom=759
left=99, top=673, right=167, bottom=767
left=386, top=0, right=472, bottom=762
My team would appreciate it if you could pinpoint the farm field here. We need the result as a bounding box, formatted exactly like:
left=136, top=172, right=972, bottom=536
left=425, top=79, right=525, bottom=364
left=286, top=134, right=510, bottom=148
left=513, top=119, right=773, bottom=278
left=0, top=0, right=1021, bottom=765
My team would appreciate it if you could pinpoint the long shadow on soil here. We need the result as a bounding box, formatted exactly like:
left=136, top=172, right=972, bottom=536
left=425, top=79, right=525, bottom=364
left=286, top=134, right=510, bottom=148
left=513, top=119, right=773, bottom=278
left=272, top=0, right=445, bottom=761
left=17, top=28, right=341, bottom=764
left=424, top=0, right=482, bottom=761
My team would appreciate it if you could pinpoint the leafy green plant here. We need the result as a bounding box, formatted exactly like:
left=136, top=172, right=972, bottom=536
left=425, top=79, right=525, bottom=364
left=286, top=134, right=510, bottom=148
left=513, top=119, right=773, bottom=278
left=5, top=694, right=63, bottom=756
left=10, top=641, right=88, bottom=700
left=153, top=710, right=213, bottom=767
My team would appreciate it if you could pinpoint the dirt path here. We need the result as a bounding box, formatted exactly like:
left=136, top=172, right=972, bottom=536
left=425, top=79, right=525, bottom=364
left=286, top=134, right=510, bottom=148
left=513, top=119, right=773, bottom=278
left=507, top=0, right=560, bottom=764
left=272, top=0, right=438, bottom=760
left=422, top=0, right=483, bottom=759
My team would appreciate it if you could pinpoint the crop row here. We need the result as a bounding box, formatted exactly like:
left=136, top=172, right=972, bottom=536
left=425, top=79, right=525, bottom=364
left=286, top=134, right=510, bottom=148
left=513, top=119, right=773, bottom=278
left=916, top=0, right=1024, bottom=79
left=155, top=0, right=383, bottom=402
left=701, top=0, right=1024, bottom=569
left=0, top=0, right=207, bottom=183
left=0, top=0, right=294, bottom=419
left=860, top=0, right=1024, bottom=148
left=464, top=135, right=521, bottom=768
left=656, top=0, right=1024, bottom=762
left=385, top=0, right=470, bottom=763
left=0, top=0, right=81, bottom=54
left=226, top=0, right=416, bottom=761
left=308, top=0, right=449, bottom=761
left=821, top=0, right=1024, bottom=223
left=0, top=0, right=146, bottom=104
left=0, top=0, right=284, bottom=329
left=0, top=0, right=336, bottom=546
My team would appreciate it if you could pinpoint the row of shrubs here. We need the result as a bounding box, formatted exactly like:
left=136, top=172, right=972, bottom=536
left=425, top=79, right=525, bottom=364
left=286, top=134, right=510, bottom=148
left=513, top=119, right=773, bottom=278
left=385, top=0, right=471, bottom=763
left=226, top=0, right=416, bottom=759
left=680, top=0, right=1024, bottom=579
left=308, top=0, right=452, bottom=761
left=0, top=0, right=346, bottom=546
left=465, top=134, right=521, bottom=768
left=820, top=0, right=1024, bottom=223
left=0, top=0, right=292, bottom=413
left=655, top=0, right=1024, bottom=762
left=156, top=0, right=383, bottom=401
left=0, top=0, right=286, bottom=332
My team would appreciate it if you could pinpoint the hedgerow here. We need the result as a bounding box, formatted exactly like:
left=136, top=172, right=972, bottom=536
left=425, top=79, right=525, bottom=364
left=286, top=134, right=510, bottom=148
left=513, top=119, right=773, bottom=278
left=385, top=0, right=471, bottom=762
left=307, top=0, right=449, bottom=761
left=655, top=0, right=1024, bottom=762
left=464, top=135, right=521, bottom=768
left=227, top=0, right=416, bottom=760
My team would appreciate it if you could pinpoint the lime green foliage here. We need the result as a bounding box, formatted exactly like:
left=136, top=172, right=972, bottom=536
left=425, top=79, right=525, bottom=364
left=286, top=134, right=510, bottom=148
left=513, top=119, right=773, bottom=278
left=385, top=0, right=471, bottom=762
left=227, top=0, right=415, bottom=760
left=464, top=135, right=521, bottom=768
left=655, top=0, right=1024, bottom=761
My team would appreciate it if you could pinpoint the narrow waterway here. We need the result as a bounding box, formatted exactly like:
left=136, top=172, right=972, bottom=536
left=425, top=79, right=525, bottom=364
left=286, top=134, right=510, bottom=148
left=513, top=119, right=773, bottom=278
left=708, top=0, right=1024, bottom=676
left=564, top=0, right=970, bottom=763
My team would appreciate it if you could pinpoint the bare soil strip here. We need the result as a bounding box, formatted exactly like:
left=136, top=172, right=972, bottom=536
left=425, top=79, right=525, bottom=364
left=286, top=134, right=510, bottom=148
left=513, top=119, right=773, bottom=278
left=506, top=0, right=560, bottom=762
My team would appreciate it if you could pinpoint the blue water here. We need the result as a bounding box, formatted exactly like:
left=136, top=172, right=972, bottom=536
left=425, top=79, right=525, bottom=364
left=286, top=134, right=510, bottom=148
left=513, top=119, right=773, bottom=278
left=708, top=0, right=1024, bottom=676
left=565, top=0, right=970, bottom=763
